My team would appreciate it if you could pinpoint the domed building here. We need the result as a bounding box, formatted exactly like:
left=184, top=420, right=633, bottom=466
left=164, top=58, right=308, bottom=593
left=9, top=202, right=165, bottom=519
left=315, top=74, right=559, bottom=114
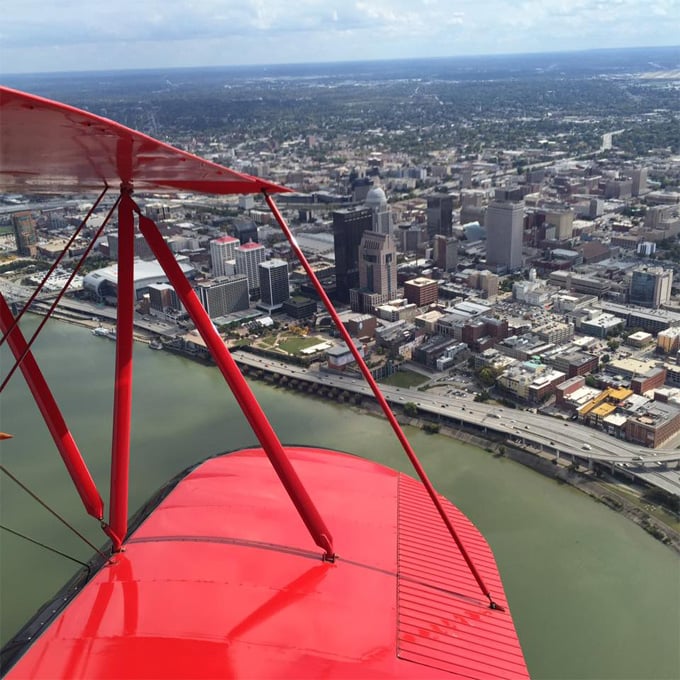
left=365, top=185, right=392, bottom=235
left=365, top=186, right=387, bottom=211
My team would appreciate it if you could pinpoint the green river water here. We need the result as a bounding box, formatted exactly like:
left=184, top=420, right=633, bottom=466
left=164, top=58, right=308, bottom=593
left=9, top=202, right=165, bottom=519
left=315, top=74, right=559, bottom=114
left=1, top=318, right=678, bottom=679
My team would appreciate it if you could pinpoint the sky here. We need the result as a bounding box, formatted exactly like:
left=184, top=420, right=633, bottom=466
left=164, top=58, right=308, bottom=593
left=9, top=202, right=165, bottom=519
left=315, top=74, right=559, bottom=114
left=2, top=0, right=679, bottom=74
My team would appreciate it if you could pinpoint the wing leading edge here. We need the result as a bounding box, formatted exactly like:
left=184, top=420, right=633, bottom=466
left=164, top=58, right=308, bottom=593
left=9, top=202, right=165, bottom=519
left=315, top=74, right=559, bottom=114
left=0, top=86, right=291, bottom=196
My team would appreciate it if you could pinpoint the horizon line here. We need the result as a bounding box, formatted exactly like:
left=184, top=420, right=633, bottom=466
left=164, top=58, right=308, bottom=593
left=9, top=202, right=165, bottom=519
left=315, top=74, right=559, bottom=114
left=2, top=43, right=679, bottom=78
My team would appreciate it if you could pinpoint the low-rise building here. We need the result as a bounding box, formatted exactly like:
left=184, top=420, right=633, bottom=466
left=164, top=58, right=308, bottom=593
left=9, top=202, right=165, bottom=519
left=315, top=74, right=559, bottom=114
left=375, top=320, right=417, bottom=357
left=549, top=271, right=611, bottom=297
left=375, top=298, right=418, bottom=322
left=497, top=362, right=565, bottom=403
left=624, top=401, right=680, bottom=448
left=474, top=348, right=517, bottom=372
left=534, top=321, right=574, bottom=345
left=496, top=335, right=554, bottom=361
left=283, top=296, right=317, bottom=320
left=435, top=343, right=468, bottom=371
left=555, top=376, right=586, bottom=406
left=665, top=363, right=680, bottom=387
left=626, top=331, right=653, bottom=348
left=601, top=302, right=680, bottom=335
left=342, top=313, right=377, bottom=339
left=580, top=313, right=625, bottom=338
left=412, top=335, right=461, bottom=369
left=630, top=367, right=667, bottom=395
left=578, top=387, right=634, bottom=426
left=605, top=358, right=661, bottom=381
left=326, top=340, right=364, bottom=371
left=414, top=309, right=444, bottom=334
left=547, top=350, right=599, bottom=378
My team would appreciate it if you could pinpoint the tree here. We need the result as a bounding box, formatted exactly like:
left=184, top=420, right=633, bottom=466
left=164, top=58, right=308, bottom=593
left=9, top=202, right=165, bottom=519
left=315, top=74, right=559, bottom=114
left=607, top=339, right=620, bottom=351
left=477, top=367, right=498, bottom=387
left=403, top=402, right=418, bottom=417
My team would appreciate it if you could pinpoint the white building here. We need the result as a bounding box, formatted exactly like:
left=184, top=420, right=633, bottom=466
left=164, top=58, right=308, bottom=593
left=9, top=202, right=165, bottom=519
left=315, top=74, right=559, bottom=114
left=235, top=241, right=266, bottom=294
left=210, top=235, right=239, bottom=278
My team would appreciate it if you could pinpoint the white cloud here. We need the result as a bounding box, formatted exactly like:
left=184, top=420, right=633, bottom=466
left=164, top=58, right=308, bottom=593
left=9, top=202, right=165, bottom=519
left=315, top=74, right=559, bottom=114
left=1, top=0, right=678, bottom=73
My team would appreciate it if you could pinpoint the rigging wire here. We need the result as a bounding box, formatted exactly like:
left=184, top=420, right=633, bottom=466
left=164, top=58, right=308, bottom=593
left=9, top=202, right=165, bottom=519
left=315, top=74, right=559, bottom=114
left=0, top=194, right=120, bottom=395
left=0, top=465, right=109, bottom=562
left=0, top=525, right=91, bottom=569
left=0, top=186, right=108, bottom=350
left=264, top=191, right=501, bottom=609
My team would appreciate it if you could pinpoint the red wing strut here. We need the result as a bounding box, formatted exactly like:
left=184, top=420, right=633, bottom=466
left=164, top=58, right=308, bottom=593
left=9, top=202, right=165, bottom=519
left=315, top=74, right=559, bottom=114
left=1, top=86, right=496, bottom=601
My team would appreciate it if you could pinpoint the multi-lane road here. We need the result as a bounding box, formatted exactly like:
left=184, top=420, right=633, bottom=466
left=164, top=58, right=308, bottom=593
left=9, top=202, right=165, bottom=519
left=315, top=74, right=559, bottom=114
left=3, top=280, right=678, bottom=498
left=233, top=352, right=680, bottom=497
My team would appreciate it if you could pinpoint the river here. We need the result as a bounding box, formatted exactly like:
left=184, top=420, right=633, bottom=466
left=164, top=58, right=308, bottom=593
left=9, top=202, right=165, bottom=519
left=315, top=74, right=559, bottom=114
left=1, top=318, right=678, bottom=679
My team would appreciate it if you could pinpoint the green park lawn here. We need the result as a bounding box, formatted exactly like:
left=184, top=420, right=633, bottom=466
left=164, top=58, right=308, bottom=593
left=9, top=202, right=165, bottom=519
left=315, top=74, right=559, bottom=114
left=379, top=369, right=428, bottom=388
left=277, top=335, right=327, bottom=355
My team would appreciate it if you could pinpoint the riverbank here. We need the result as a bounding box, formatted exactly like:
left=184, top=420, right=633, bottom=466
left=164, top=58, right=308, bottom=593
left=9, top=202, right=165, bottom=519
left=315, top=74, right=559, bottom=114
left=23, top=308, right=680, bottom=554
left=5, top=313, right=679, bottom=679
left=365, top=399, right=679, bottom=554
left=258, top=371, right=680, bottom=555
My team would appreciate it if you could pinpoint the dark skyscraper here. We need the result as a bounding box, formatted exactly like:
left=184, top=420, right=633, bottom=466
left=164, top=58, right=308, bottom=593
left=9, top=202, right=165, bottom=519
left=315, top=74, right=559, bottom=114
left=258, top=259, right=290, bottom=312
left=233, top=219, right=258, bottom=245
left=332, top=207, right=373, bottom=303
left=12, top=210, right=38, bottom=256
left=427, top=194, right=453, bottom=239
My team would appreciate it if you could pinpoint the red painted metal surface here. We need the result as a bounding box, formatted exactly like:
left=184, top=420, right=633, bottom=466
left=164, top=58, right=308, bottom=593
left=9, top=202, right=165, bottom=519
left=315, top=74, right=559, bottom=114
left=137, top=212, right=334, bottom=559
left=0, top=87, right=290, bottom=195
left=107, top=193, right=136, bottom=551
left=265, top=193, right=497, bottom=606
left=0, top=295, right=103, bottom=520
left=397, top=475, right=528, bottom=678
left=5, top=448, right=528, bottom=679
left=1, top=86, right=529, bottom=679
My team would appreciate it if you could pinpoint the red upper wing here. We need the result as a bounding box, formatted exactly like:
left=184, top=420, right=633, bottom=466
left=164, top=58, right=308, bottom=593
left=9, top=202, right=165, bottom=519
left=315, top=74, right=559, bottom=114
left=0, top=86, right=290, bottom=195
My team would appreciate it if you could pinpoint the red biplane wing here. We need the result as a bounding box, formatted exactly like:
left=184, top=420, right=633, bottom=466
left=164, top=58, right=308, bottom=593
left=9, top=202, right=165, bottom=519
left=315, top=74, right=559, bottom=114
left=0, top=86, right=529, bottom=679
left=0, top=86, right=290, bottom=195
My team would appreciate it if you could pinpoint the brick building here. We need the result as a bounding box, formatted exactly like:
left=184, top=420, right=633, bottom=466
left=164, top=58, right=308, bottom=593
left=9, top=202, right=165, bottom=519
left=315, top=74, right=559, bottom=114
left=404, top=277, right=438, bottom=307
left=624, top=402, right=680, bottom=448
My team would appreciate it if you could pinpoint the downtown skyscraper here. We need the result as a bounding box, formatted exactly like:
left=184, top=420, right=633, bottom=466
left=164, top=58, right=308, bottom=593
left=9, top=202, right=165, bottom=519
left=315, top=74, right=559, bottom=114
left=350, top=231, right=397, bottom=314
left=332, top=207, right=373, bottom=303
left=485, top=198, right=524, bottom=273
left=258, top=259, right=290, bottom=312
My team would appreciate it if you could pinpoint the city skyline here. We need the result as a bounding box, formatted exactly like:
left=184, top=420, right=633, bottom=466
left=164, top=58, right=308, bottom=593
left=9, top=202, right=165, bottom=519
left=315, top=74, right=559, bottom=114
left=2, top=0, right=679, bottom=75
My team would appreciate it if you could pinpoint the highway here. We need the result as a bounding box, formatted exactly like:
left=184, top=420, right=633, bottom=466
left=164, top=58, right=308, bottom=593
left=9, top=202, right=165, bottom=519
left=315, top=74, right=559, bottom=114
left=232, top=351, right=680, bottom=497
left=4, top=280, right=678, bottom=498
